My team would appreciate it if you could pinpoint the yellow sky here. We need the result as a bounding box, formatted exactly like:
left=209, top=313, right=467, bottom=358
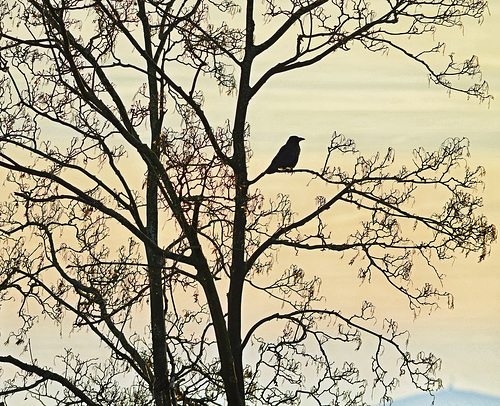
left=239, top=3, right=500, bottom=400
left=1, top=1, right=499, bottom=403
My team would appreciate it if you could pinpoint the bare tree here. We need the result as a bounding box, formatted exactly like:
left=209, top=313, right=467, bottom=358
left=0, top=1, right=496, bottom=405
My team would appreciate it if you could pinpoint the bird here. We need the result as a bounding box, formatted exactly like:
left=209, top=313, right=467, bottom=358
left=265, top=135, right=305, bottom=174
left=249, top=136, right=305, bottom=184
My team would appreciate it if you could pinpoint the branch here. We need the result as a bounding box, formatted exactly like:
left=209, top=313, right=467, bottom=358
left=0, top=355, right=99, bottom=406
left=11, top=263, right=153, bottom=384
left=0, top=155, right=195, bottom=266
left=378, top=38, right=491, bottom=101
left=247, top=182, right=354, bottom=270
left=93, top=0, right=232, bottom=166
left=250, top=2, right=400, bottom=97
left=254, top=0, right=329, bottom=57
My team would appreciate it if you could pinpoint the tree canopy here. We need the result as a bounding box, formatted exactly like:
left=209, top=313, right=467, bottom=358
left=0, top=1, right=496, bottom=405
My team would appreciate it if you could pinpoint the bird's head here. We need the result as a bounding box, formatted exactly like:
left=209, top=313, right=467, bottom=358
left=287, top=135, right=305, bottom=144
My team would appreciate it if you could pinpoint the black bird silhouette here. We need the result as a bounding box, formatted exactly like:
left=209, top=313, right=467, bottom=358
left=265, top=135, right=305, bottom=174
left=249, top=136, right=305, bottom=184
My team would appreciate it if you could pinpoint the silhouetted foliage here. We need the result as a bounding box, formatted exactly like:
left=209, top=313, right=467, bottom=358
left=0, top=1, right=496, bottom=405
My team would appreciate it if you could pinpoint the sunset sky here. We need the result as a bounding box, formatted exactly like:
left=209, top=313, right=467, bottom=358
left=1, top=1, right=499, bottom=404
left=240, top=3, right=500, bottom=400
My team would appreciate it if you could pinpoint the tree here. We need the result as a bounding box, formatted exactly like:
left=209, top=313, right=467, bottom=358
left=0, top=0, right=496, bottom=405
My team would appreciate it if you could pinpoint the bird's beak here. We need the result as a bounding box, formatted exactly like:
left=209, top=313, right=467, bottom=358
left=298, top=137, right=305, bottom=142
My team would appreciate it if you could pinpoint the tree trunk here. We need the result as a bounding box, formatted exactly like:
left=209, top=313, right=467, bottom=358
left=228, top=2, right=256, bottom=400
left=146, top=244, right=171, bottom=406
left=139, top=2, right=171, bottom=403
left=145, top=91, right=171, bottom=405
left=229, top=68, right=253, bottom=405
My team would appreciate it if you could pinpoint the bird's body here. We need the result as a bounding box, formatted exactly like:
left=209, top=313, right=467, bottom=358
left=265, top=135, right=305, bottom=174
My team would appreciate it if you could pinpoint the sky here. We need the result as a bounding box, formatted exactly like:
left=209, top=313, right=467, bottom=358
left=1, top=1, right=499, bottom=404
left=237, top=3, right=500, bottom=401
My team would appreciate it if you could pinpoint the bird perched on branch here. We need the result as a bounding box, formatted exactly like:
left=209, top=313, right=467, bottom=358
left=265, top=135, right=305, bottom=174
left=249, top=135, right=305, bottom=184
